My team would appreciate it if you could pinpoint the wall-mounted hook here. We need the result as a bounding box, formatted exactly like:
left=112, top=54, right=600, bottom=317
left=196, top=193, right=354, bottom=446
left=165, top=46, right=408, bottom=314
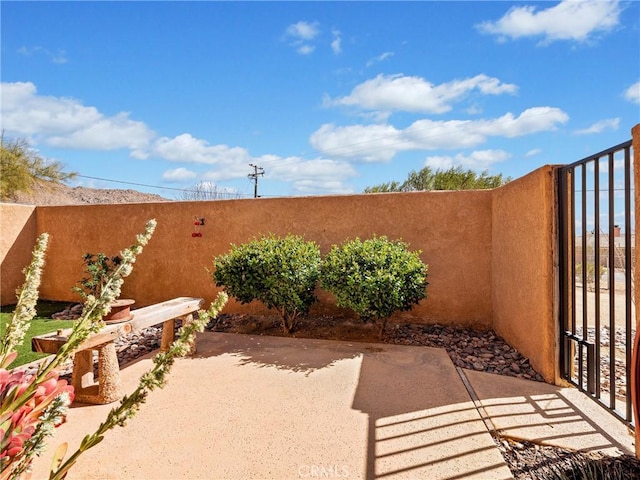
left=192, top=216, right=205, bottom=237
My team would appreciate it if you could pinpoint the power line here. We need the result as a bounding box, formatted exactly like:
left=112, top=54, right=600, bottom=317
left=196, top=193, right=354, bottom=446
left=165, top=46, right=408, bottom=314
left=76, top=174, right=255, bottom=198
left=77, top=174, right=196, bottom=193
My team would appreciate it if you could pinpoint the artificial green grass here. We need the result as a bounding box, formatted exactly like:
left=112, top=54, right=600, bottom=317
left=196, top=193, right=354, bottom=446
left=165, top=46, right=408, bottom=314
left=1, top=301, right=76, bottom=368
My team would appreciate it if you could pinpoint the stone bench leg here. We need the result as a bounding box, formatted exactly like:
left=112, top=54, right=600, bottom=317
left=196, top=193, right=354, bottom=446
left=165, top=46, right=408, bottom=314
left=160, top=318, right=175, bottom=352
left=71, top=341, right=122, bottom=405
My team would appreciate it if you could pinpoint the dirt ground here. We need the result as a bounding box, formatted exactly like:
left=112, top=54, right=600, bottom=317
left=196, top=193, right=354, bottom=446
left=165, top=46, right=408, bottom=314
left=209, top=312, right=387, bottom=343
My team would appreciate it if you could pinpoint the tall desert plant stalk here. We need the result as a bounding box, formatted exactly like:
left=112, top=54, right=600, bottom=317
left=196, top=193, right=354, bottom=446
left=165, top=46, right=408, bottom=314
left=0, top=233, right=49, bottom=367
left=2, top=219, right=155, bottom=479
left=2, top=218, right=229, bottom=480
left=48, top=292, right=227, bottom=480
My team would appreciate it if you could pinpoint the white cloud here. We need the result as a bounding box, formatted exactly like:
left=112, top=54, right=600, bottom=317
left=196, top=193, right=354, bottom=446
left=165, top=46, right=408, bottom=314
left=162, top=168, right=197, bottom=181
left=271, top=158, right=356, bottom=194
left=0, top=81, right=353, bottom=195
left=48, top=112, right=154, bottom=153
left=470, top=107, right=569, bottom=137
left=288, top=179, right=354, bottom=195
left=297, top=45, right=315, bottom=55
left=154, top=133, right=356, bottom=193
left=366, top=52, right=394, bottom=67
left=466, top=105, right=483, bottom=115
left=425, top=149, right=511, bottom=170
left=311, top=107, right=568, bottom=162
left=525, top=148, right=542, bottom=157
left=284, top=20, right=320, bottom=55
left=574, top=118, right=620, bottom=135
left=18, top=46, right=68, bottom=64
left=477, top=0, right=621, bottom=44
left=310, top=123, right=404, bottom=162
left=286, top=21, right=320, bottom=41
left=152, top=133, right=254, bottom=176
left=325, top=73, right=517, bottom=115
left=0, top=81, right=155, bottom=155
left=270, top=158, right=356, bottom=182
left=624, top=81, right=640, bottom=104
left=331, top=30, right=342, bottom=54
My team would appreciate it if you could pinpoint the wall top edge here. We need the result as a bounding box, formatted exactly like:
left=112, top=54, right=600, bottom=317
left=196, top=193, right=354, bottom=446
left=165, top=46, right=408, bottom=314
left=5, top=189, right=499, bottom=211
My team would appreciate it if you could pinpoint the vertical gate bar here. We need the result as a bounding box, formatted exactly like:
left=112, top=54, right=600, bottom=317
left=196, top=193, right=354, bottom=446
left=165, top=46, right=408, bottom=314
left=581, top=164, right=588, bottom=390
left=558, top=168, right=569, bottom=380
left=570, top=169, right=577, bottom=336
left=587, top=341, right=596, bottom=395
left=609, top=151, right=616, bottom=410
left=594, top=157, right=601, bottom=397
left=579, top=342, right=584, bottom=390
left=624, top=145, right=633, bottom=422
left=567, top=167, right=578, bottom=382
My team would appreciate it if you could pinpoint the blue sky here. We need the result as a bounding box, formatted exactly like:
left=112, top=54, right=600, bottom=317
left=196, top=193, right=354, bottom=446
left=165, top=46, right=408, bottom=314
left=1, top=1, right=639, bottom=199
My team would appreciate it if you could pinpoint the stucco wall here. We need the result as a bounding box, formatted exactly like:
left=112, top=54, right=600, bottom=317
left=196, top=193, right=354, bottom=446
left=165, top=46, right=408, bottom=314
left=491, top=166, right=556, bottom=382
left=1, top=173, right=560, bottom=382
left=0, top=203, right=37, bottom=305
left=34, top=190, right=494, bottom=327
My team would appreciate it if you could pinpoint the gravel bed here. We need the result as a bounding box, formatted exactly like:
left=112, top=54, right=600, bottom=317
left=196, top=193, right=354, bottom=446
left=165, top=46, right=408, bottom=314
left=496, top=437, right=640, bottom=479
left=388, top=323, right=545, bottom=381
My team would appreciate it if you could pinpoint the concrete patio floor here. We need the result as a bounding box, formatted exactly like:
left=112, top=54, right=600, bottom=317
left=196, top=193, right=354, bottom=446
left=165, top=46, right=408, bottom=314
left=30, top=332, right=635, bottom=480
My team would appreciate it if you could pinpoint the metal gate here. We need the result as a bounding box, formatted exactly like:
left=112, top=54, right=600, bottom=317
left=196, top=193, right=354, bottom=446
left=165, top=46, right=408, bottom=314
left=557, top=139, right=635, bottom=426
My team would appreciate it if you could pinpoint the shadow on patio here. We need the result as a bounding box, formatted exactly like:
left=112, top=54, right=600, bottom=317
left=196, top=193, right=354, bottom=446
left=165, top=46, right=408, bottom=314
left=29, top=332, right=633, bottom=479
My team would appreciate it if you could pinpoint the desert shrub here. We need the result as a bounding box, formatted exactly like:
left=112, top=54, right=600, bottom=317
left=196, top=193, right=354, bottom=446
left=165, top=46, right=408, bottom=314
left=212, top=234, right=321, bottom=333
left=575, top=262, right=606, bottom=289
left=321, top=236, right=428, bottom=336
left=72, top=253, right=123, bottom=299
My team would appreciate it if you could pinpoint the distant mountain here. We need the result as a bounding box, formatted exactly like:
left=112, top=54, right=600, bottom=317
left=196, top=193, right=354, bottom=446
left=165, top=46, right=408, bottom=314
left=6, top=182, right=170, bottom=205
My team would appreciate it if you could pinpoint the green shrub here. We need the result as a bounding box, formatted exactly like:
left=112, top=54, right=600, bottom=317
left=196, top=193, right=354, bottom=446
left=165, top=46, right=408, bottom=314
left=212, top=234, right=321, bottom=334
left=72, top=253, right=123, bottom=299
left=321, top=236, right=428, bottom=336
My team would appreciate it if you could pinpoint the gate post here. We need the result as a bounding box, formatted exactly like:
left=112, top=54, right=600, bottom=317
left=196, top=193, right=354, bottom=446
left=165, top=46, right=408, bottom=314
left=631, top=123, right=640, bottom=458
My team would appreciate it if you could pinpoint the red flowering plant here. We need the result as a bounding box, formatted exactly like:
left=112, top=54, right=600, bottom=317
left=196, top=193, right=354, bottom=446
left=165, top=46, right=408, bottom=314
left=0, top=366, right=74, bottom=479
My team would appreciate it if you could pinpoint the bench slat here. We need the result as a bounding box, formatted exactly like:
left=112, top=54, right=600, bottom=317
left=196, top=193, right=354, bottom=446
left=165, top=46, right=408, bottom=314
left=32, top=297, right=203, bottom=354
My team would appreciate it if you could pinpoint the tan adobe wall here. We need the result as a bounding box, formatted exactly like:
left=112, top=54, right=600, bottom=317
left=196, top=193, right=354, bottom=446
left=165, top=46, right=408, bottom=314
left=491, top=166, right=557, bottom=383
left=0, top=203, right=37, bottom=305
left=1, top=171, right=560, bottom=383
left=34, top=190, right=494, bottom=328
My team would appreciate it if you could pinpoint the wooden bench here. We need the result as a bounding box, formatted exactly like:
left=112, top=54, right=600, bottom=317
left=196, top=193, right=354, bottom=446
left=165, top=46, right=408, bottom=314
left=32, top=297, right=203, bottom=405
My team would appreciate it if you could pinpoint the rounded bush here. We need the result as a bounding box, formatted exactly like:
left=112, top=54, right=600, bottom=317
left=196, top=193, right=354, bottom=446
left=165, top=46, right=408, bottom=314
left=321, top=236, right=428, bottom=335
left=212, top=234, right=321, bottom=333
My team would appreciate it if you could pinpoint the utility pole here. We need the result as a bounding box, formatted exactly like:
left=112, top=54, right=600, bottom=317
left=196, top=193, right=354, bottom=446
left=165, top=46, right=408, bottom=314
left=248, top=164, right=264, bottom=198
